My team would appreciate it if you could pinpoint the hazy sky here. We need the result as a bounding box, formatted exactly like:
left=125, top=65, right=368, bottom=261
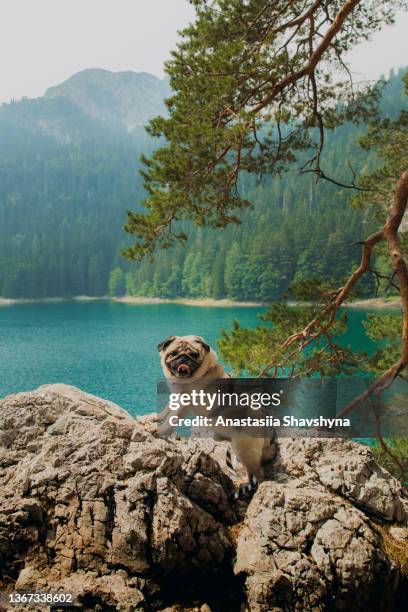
left=0, top=0, right=407, bottom=104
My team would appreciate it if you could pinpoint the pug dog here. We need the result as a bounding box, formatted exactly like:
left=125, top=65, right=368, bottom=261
left=154, top=334, right=276, bottom=499
left=159, top=335, right=226, bottom=382
left=156, top=335, right=228, bottom=436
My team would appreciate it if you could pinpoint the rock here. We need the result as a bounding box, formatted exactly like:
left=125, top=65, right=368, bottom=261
left=235, top=480, right=396, bottom=611
left=275, top=438, right=407, bottom=522
left=136, top=412, right=160, bottom=435
left=0, top=385, right=234, bottom=611
left=389, top=526, right=408, bottom=541
left=0, top=385, right=407, bottom=611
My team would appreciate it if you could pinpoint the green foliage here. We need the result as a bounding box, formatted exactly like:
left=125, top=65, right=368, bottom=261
left=355, top=71, right=408, bottom=212
left=108, top=268, right=126, bottom=297
left=352, top=71, right=408, bottom=297
left=219, top=68, right=408, bottom=378
left=126, top=87, right=404, bottom=300
left=126, top=77, right=408, bottom=300
left=364, top=314, right=402, bottom=374
left=0, top=103, right=150, bottom=298
left=349, top=71, right=408, bottom=378
left=0, top=69, right=405, bottom=303
left=119, top=0, right=408, bottom=394
left=372, top=438, right=408, bottom=483
left=218, top=279, right=365, bottom=376
left=124, top=0, right=404, bottom=258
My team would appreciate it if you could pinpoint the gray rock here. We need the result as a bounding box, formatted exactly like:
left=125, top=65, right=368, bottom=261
left=0, top=385, right=233, bottom=611
left=274, top=438, right=407, bottom=522
left=235, top=479, right=398, bottom=611
left=0, top=385, right=407, bottom=611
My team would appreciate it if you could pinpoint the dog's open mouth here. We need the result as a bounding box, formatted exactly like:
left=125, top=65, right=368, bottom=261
left=167, top=352, right=200, bottom=378
left=176, top=363, right=192, bottom=376
left=169, top=360, right=196, bottom=378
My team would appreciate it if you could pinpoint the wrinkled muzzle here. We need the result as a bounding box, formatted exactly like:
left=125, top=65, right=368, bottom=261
left=168, top=354, right=200, bottom=378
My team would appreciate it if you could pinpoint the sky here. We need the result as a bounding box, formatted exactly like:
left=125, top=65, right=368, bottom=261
left=0, top=0, right=407, bottom=104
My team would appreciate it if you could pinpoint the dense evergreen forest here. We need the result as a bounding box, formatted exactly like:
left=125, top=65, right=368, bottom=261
left=0, top=68, right=405, bottom=300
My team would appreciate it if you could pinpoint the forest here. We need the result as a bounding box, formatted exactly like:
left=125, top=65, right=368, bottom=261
left=0, top=68, right=405, bottom=300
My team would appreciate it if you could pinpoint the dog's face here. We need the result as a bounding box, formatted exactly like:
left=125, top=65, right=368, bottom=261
left=158, top=335, right=213, bottom=379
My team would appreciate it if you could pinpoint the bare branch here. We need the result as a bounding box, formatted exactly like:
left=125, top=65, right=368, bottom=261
left=258, top=170, right=408, bottom=450
left=336, top=170, right=408, bottom=416
left=248, top=0, right=361, bottom=115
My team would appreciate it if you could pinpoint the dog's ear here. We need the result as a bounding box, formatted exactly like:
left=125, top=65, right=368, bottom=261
left=157, top=336, right=175, bottom=352
left=195, top=337, right=210, bottom=352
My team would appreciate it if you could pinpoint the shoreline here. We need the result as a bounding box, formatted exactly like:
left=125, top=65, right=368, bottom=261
left=0, top=295, right=402, bottom=309
left=0, top=296, right=263, bottom=308
left=112, top=296, right=264, bottom=307
left=0, top=296, right=107, bottom=306
left=345, top=297, right=401, bottom=309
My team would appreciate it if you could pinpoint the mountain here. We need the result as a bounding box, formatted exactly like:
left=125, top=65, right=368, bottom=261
left=44, top=69, right=170, bottom=133
left=0, top=67, right=406, bottom=300
left=0, top=69, right=162, bottom=298
left=0, top=69, right=170, bottom=144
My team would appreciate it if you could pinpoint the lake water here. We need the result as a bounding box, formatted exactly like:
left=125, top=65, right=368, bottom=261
left=0, top=301, right=386, bottom=416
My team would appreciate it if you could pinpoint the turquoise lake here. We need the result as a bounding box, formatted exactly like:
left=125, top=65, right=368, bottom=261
left=0, top=301, right=389, bottom=416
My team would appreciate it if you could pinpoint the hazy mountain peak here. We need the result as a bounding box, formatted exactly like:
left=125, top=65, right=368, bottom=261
left=44, top=68, right=170, bottom=132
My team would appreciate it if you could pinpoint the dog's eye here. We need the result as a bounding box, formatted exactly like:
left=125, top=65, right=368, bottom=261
left=168, top=351, right=177, bottom=358
left=190, top=351, right=199, bottom=359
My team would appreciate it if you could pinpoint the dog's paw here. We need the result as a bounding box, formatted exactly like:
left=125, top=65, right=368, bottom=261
left=233, top=475, right=258, bottom=501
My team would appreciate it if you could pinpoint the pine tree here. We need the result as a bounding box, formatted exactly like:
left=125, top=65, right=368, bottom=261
left=108, top=268, right=126, bottom=297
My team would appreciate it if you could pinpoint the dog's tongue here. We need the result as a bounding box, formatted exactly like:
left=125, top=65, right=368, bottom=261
left=178, top=363, right=191, bottom=374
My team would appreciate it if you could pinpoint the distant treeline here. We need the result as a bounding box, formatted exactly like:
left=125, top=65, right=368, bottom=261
left=0, top=69, right=405, bottom=300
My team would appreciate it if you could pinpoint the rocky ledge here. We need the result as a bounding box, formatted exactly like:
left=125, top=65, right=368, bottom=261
left=0, top=385, right=407, bottom=611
